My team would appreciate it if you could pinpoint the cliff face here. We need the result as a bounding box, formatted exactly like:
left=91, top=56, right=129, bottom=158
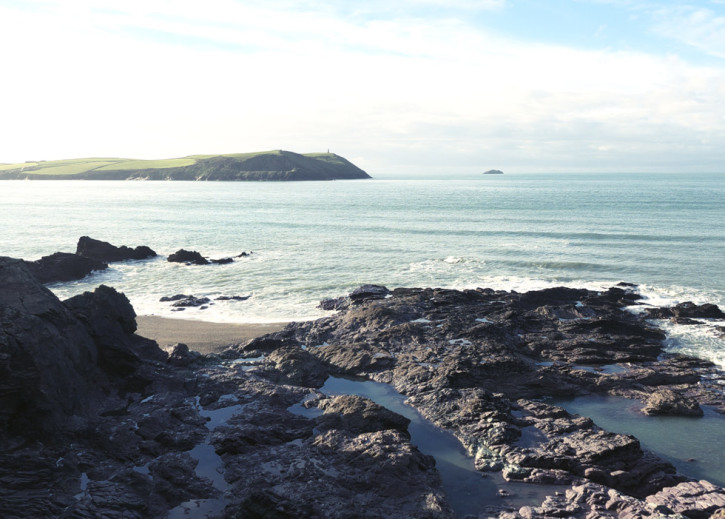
left=0, top=151, right=371, bottom=181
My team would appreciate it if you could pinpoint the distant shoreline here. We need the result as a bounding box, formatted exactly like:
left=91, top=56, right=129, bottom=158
left=0, top=150, right=371, bottom=181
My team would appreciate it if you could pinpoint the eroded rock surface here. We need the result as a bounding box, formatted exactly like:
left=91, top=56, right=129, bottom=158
left=2, top=271, right=724, bottom=519
left=76, top=236, right=157, bottom=263
left=23, top=251, right=108, bottom=283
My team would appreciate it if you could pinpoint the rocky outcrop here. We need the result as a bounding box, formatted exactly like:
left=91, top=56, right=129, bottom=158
left=646, top=480, right=725, bottom=518
left=22, top=237, right=157, bottom=284
left=0, top=256, right=101, bottom=434
left=167, top=249, right=210, bottom=265
left=23, top=251, right=107, bottom=283
left=159, top=294, right=211, bottom=307
left=646, top=301, right=725, bottom=320
left=642, top=388, right=704, bottom=417
left=2, top=271, right=724, bottom=519
left=166, top=249, right=248, bottom=265
left=0, top=259, right=166, bottom=436
left=253, top=284, right=723, bottom=504
left=76, top=236, right=157, bottom=262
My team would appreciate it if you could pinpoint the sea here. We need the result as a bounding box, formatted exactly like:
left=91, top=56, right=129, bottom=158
left=2, top=172, right=724, bottom=368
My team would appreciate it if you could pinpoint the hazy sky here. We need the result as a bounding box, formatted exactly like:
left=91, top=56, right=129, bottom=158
left=2, top=0, right=725, bottom=174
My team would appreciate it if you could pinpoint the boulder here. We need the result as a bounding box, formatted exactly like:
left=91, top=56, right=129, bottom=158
left=159, top=294, right=211, bottom=307
left=316, top=395, right=411, bottom=435
left=646, top=480, right=725, bottom=519
left=349, top=284, right=391, bottom=302
left=65, top=285, right=167, bottom=379
left=0, top=257, right=101, bottom=434
left=642, top=389, right=704, bottom=417
left=23, top=251, right=107, bottom=283
left=167, top=249, right=209, bottom=265
left=215, top=295, right=250, bottom=302
left=76, top=236, right=157, bottom=262
left=647, top=302, right=725, bottom=320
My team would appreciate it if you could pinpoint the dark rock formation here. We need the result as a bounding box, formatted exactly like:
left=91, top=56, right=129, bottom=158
left=2, top=268, right=724, bottom=519
left=159, top=294, right=212, bottom=307
left=315, top=394, right=411, bottom=436
left=167, top=249, right=210, bottom=265
left=23, top=251, right=107, bottom=283
left=642, top=388, right=704, bottom=417
left=215, top=295, right=250, bottom=301
left=646, top=301, right=725, bottom=320
left=646, top=480, right=725, bottom=519
left=0, top=256, right=101, bottom=434
left=0, top=259, right=166, bottom=436
left=76, top=236, right=157, bottom=262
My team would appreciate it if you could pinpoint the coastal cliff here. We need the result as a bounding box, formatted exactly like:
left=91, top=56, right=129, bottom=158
left=0, top=150, right=371, bottom=181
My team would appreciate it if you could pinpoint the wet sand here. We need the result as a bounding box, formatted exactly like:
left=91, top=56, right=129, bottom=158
left=136, top=316, right=287, bottom=354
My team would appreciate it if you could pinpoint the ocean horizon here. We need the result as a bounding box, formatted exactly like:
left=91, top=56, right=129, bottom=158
left=2, top=172, right=724, bottom=367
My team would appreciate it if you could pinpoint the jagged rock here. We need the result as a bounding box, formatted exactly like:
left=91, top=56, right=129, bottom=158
left=349, top=284, right=391, bottom=302
left=159, top=294, right=211, bottom=307
left=512, top=482, right=686, bottom=518
left=65, top=285, right=167, bottom=381
left=76, top=236, right=156, bottom=262
left=215, top=295, right=250, bottom=301
left=23, top=251, right=107, bottom=283
left=149, top=453, right=217, bottom=506
left=316, top=394, right=411, bottom=435
left=646, top=302, right=725, bottom=320
left=264, top=346, right=330, bottom=387
left=318, top=296, right=349, bottom=311
left=210, top=257, right=233, bottom=264
left=642, top=389, right=704, bottom=417
left=3, top=272, right=724, bottom=519
left=646, top=480, right=725, bottom=519
left=167, top=343, right=201, bottom=367
left=0, top=256, right=101, bottom=434
left=167, top=249, right=209, bottom=265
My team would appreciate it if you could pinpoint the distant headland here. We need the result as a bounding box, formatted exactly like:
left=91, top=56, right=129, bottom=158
left=483, top=169, right=504, bottom=175
left=0, top=150, right=371, bottom=181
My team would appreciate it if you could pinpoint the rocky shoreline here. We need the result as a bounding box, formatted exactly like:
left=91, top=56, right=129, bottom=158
left=1, top=256, right=724, bottom=518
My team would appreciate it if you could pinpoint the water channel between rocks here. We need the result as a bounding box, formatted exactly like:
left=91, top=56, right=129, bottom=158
left=550, top=394, right=725, bottom=487
left=167, top=398, right=247, bottom=519
left=290, top=376, right=563, bottom=518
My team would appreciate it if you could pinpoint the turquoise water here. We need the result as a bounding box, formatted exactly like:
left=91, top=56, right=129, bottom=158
left=1, top=173, right=724, bottom=364
left=552, top=395, right=725, bottom=487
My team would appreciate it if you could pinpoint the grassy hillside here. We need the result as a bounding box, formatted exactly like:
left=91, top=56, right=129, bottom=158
left=0, top=150, right=371, bottom=181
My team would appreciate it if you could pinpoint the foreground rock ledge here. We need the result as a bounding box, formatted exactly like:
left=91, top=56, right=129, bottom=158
left=1, top=264, right=724, bottom=518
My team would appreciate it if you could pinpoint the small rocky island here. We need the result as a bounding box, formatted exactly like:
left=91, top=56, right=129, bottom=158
left=1, top=254, right=725, bottom=518
left=483, top=169, right=504, bottom=175
left=0, top=150, right=371, bottom=181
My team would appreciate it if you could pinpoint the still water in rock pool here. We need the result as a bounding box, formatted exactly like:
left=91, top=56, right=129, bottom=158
left=291, top=376, right=563, bottom=517
left=550, top=395, right=725, bottom=487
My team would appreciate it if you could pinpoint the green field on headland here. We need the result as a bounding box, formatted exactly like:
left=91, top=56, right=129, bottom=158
left=0, top=150, right=370, bottom=181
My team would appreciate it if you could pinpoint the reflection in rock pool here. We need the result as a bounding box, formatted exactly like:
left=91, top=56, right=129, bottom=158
left=291, top=376, right=563, bottom=517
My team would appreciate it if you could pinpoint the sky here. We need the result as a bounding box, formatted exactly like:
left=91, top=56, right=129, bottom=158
left=1, top=0, right=725, bottom=174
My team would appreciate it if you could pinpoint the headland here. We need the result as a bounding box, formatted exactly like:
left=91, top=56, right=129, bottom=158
left=0, top=150, right=371, bottom=181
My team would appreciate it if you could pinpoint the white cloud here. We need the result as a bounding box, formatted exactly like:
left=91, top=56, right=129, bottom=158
left=651, top=5, right=725, bottom=58
left=1, top=0, right=724, bottom=173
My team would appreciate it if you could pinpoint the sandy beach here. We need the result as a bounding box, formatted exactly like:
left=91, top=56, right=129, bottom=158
left=136, top=316, right=287, bottom=354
